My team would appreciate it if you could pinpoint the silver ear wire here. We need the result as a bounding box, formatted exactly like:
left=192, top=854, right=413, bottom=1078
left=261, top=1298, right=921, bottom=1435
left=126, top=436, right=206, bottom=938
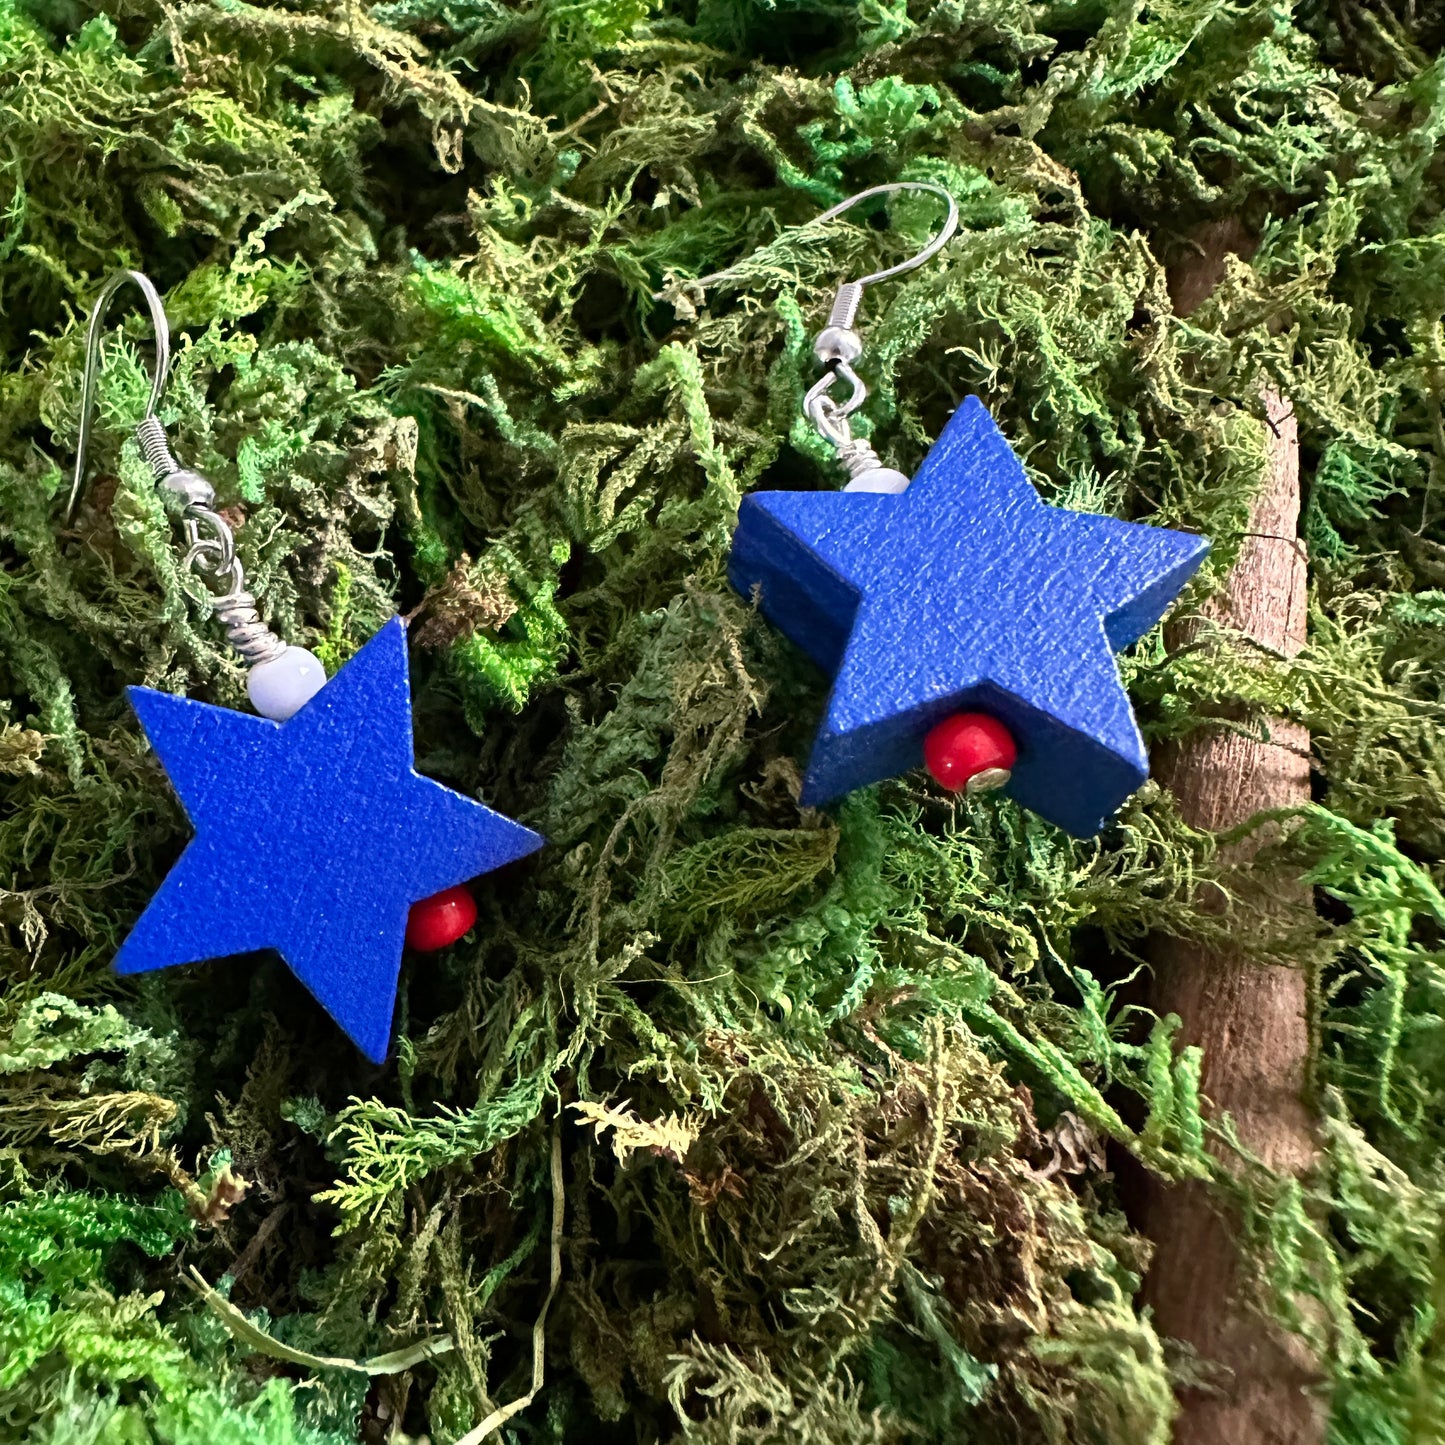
left=808, top=181, right=959, bottom=335
left=69, top=270, right=172, bottom=522
left=799, top=183, right=957, bottom=491
left=654, top=181, right=958, bottom=491
left=66, top=270, right=293, bottom=675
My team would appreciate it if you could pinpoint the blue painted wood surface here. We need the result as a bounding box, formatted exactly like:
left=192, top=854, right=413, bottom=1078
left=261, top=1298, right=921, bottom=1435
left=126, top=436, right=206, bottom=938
left=115, top=617, right=544, bottom=1062
left=728, top=396, right=1209, bottom=835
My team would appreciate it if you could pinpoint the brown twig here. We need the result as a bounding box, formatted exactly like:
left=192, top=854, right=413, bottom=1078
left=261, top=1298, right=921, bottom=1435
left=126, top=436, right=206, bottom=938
left=1140, top=232, right=1324, bottom=1445
left=227, top=1200, right=292, bottom=1287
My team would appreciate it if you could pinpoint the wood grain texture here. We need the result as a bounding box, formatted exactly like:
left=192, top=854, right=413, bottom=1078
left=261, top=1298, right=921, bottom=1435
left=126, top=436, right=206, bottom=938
left=728, top=395, right=1208, bottom=835
left=1143, top=389, right=1325, bottom=1444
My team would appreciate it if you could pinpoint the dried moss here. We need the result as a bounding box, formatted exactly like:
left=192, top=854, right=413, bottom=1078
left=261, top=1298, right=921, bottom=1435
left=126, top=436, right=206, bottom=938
left=2, top=0, right=1445, bottom=1439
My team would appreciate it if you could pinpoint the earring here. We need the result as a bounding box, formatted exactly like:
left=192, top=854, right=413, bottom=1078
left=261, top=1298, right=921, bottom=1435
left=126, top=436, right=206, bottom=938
left=68, top=272, right=543, bottom=1063
left=713, top=184, right=1209, bottom=837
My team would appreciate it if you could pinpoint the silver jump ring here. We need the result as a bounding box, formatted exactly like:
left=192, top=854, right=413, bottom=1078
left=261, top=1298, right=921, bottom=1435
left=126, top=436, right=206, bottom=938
left=804, top=365, right=867, bottom=420
left=805, top=363, right=869, bottom=448
left=183, top=537, right=228, bottom=576
left=805, top=392, right=849, bottom=450
left=209, top=557, right=247, bottom=600
left=182, top=509, right=237, bottom=572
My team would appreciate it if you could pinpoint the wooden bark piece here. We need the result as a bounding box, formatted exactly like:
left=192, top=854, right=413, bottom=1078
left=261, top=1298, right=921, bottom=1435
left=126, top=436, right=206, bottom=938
left=1142, top=385, right=1324, bottom=1444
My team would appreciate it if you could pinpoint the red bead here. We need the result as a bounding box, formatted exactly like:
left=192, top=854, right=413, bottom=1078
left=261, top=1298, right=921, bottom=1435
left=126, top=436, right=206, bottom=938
left=406, top=885, right=478, bottom=952
left=923, top=712, right=1018, bottom=794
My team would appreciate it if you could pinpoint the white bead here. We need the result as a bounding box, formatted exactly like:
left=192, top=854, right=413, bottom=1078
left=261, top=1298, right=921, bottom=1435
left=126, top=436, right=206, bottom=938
left=247, top=645, right=327, bottom=721
left=844, top=467, right=911, bottom=494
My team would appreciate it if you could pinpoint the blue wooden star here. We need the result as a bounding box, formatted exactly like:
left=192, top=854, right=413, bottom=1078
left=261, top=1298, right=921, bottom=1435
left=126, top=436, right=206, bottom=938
left=114, top=618, right=544, bottom=1062
left=728, top=396, right=1209, bottom=836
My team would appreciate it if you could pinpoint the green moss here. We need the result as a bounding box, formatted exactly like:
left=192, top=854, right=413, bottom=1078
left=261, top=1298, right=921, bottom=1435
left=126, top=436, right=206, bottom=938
left=2, top=0, right=1444, bottom=1438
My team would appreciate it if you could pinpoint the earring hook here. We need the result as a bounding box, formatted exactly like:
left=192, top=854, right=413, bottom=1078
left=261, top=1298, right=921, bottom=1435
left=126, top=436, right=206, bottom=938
left=653, top=183, right=959, bottom=493
left=67, top=269, right=172, bottom=522
left=655, top=180, right=959, bottom=306
left=810, top=181, right=959, bottom=289
left=808, top=182, right=958, bottom=364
